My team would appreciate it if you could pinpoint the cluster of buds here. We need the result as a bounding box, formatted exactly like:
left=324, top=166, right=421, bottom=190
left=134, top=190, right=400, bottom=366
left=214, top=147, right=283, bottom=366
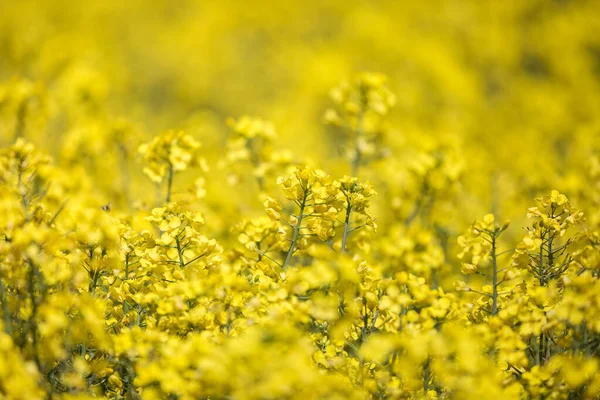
left=404, top=148, right=463, bottom=227
left=456, top=213, right=512, bottom=316
left=271, top=167, right=339, bottom=268
left=0, top=77, right=48, bottom=140
left=512, top=190, right=584, bottom=285
left=525, top=190, right=583, bottom=237
left=224, top=116, right=293, bottom=191
left=256, top=167, right=378, bottom=268
left=457, top=214, right=509, bottom=275
left=324, top=72, right=396, bottom=123
left=233, top=216, right=287, bottom=269
left=324, top=73, right=396, bottom=176
left=138, top=130, right=207, bottom=203
left=336, top=176, right=377, bottom=252
left=143, top=203, right=221, bottom=272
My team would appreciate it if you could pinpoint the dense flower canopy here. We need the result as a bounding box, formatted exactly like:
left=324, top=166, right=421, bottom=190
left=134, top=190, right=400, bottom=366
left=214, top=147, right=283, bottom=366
left=1, top=1, right=600, bottom=399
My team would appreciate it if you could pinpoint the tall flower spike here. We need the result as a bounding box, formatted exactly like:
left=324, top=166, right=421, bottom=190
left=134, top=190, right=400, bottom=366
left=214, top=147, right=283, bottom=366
left=456, top=213, right=510, bottom=316
left=336, top=176, right=377, bottom=253
left=324, top=72, right=396, bottom=177
left=138, top=130, right=207, bottom=204
left=512, top=190, right=584, bottom=286
left=225, top=116, right=293, bottom=192
left=253, top=166, right=341, bottom=269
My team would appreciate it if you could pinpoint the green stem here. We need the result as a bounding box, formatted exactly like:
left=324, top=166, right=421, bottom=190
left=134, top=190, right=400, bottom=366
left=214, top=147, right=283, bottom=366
left=135, top=308, right=142, bottom=327
left=125, top=253, right=130, bottom=280
left=123, top=254, right=130, bottom=315
left=539, top=333, right=546, bottom=365
left=351, top=112, right=364, bottom=178
left=547, top=236, right=554, bottom=278
left=17, top=164, right=30, bottom=221
left=26, top=260, right=42, bottom=371
left=246, top=138, right=265, bottom=191
left=0, top=276, right=12, bottom=336
left=13, top=99, right=27, bottom=141
left=118, top=144, right=131, bottom=208
left=88, top=248, right=98, bottom=295
left=583, top=324, right=590, bottom=356
left=405, top=182, right=428, bottom=227
left=535, top=335, right=541, bottom=366
left=283, top=193, right=307, bottom=269
left=166, top=163, right=174, bottom=204
left=423, top=358, right=431, bottom=393
left=341, top=199, right=352, bottom=253
left=491, top=234, right=498, bottom=316
left=175, top=235, right=185, bottom=269
left=89, top=272, right=98, bottom=296
left=539, top=232, right=546, bottom=287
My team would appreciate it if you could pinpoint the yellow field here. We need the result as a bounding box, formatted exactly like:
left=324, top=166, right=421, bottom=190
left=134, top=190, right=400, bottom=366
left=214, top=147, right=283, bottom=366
left=1, top=1, right=600, bottom=398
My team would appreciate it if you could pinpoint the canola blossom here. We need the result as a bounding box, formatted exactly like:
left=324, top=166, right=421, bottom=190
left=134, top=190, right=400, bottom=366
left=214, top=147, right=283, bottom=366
left=1, top=1, right=600, bottom=399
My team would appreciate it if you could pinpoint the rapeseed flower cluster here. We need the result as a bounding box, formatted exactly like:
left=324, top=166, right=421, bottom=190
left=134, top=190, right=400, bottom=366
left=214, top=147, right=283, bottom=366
left=2, top=1, right=600, bottom=399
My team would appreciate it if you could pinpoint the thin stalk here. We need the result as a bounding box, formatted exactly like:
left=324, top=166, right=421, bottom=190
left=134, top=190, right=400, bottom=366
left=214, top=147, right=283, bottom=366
left=26, top=260, right=42, bottom=371
left=123, top=254, right=130, bottom=315
left=246, top=138, right=265, bottom=191
left=547, top=236, right=554, bottom=277
left=539, top=232, right=546, bottom=287
left=125, top=253, right=130, bottom=280
left=405, top=182, right=428, bottom=227
left=351, top=112, right=364, bottom=178
left=583, top=324, right=590, bottom=356
left=538, top=333, right=546, bottom=365
left=547, top=206, right=556, bottom=278
left=491, top=233, right=498, bottom=316
left=13, top=99, right=27, bottom=141
left=135, top=307, right=142, bottom=327
left=256, top=249, right=283, bottom=268
left=88, top=247, right=98, bottom=295
left=175, top=235, right=185, bottom=269
left=17, top=164, right=30, bottom=221
left=118, top=144, right=131, bottom=208
left=283, top=193, right=307, bottom=269
left=423, top=358, right=431, bottom=393
left=0, top=276, right=12, bottom=336
left=166, top=163, right=174, bottom=204
left=341, top=198, right=352, bottom=253
left=89, top=272, right=98, bottom=296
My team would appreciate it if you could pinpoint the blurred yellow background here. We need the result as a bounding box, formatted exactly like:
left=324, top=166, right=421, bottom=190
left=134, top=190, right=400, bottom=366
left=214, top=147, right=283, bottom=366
left=1, top=0, right=600, bottom=232
left=2, top=3, right=600, bottom=398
